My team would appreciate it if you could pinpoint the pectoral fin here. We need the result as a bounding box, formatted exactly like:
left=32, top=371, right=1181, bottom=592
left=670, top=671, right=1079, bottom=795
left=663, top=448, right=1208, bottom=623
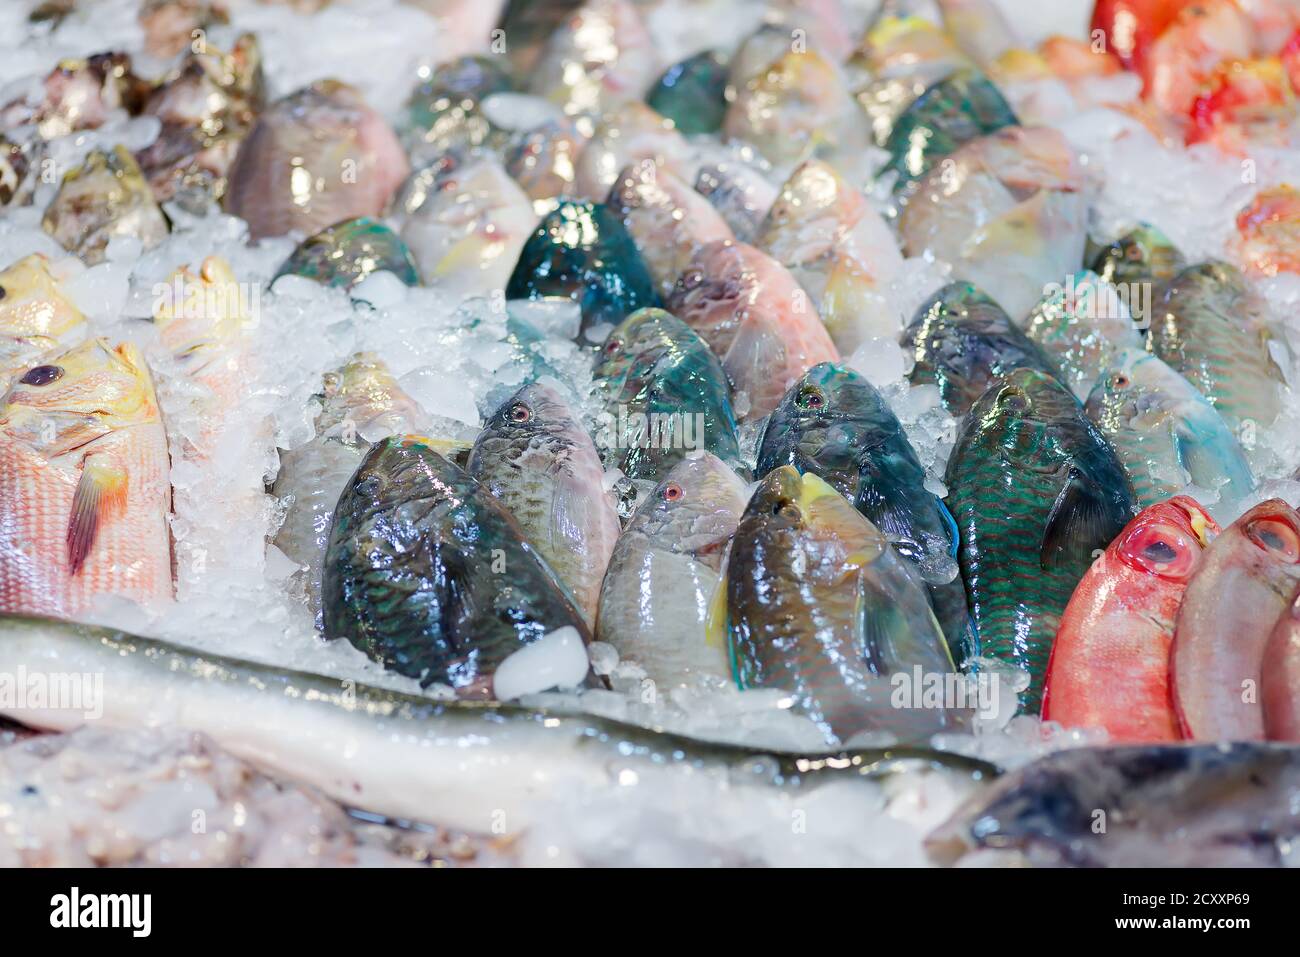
left=67, top=457, right=129, bottom=575
left=1040, top=467, right=1114, bottom=570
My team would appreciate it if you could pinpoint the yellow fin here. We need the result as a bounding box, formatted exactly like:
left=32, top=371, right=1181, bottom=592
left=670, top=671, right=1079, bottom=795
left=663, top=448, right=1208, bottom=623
left=67, top=456, right=129, bottom=575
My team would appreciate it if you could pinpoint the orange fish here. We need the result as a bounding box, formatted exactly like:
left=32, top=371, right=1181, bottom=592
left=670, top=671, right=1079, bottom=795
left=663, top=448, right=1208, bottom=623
left=667, top=240, right=839, bottom=421
left=1042, top=496, right=1217, bottom=742
left=1261, top=580, right=1300, bottom=741
left=0, top=338, right=172, bottom=617
left=0, top=253, right=85, bottom=386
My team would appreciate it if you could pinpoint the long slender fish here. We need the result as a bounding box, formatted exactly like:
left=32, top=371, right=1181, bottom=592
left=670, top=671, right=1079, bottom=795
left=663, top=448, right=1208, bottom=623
left=720, top=466, right=963, bottom=746
left=1172, top=499, right=1300, bottom=741
left=756, top=363, right=974, bottom=663
left=0, top=614, right=997, bottom=838
left=596, top=452, right=747, bottom=687
left=468, top=382, right=620, bottom=625
left=0, top=339, right=171, bottom=617
left=1085, top=348, right=1255, bottom=509
left=929, top=742, right=1300, bottom=867
left=323, top=436, right=594, bottom=694
left=1042, top=496, right=1217, bottom=742
left=945, top=368, right=1134, bottom=713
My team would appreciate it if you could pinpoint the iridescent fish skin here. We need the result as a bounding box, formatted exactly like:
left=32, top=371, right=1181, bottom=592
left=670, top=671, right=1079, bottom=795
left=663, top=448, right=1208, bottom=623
left=1043, top=496, right=1218, bottom=742
left=0, top=339, right=172, bottom=617
left=1147, top=261, right=1286, bottom=432
left=945, top=368, right=1134, bottom=713
left=596, top=452, right=747, bottom=687
left=607, top=160, right=733, bottom=301
left=402, top=54, right=514, bottom=164
left=0, top=254, right=85, bottom=386
left=323, top=436, right=593, bottom=693
left=929, top=742, right=1300, bottom=867
left=593, top=308, right=740, bottom=482
left=645, top=50, right=728, bottom=135
left=758, top=159, right=904, bottom=352
left=1262, top=583, right=1300, bottom=742
left=903, top=281, right=1060, bottom=418
left=273, top=354, right=431, bottom=614
left=1086, top=348, right=1255, bottom=509
left=528, top=0, right=660, bottom=117
left=41, top=146, right=169, bottom=265
left=723, top=467, right=961, bottom=746
left=224, top=80, right=409, bottom=241
left=1172, top=499, right=1300, bottom=741
left=881, top=68, right=1018, bottom=194
left=276, top=217, right=420, bottom=289
left=506, top=200, right=658, bottom=341
left=401, top=158, right=535, bottom=300
left=757, top=363, right=974, bottom=663
left=693, top=160, right=778, bottom=243
left=898, top=125, right=1089, bottom=320
left=1090, top=223, right=1185, bottom=324
left=668, top=239, right=839, bottom=421
left=1022, top=271, right=1143, bottom=398
left=468, top=383, right=620, bottom=625
left=849, top=14, right=971, bottom=147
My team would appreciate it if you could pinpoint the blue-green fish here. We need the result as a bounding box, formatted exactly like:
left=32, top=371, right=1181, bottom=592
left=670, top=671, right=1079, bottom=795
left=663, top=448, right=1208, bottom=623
left=592, top=307, right=740, bottom=482
left=1085, top=348, right=1255, bottom=509
left=756, top=362, right=974, bottom=662
left=275, top=216, right=420, bottom=289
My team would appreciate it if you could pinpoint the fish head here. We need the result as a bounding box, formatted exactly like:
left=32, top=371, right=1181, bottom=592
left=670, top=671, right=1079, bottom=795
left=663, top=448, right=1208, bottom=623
left=758, top=160, right=860, bottom=265
left=154, top=255, right=249, bottom=368
left=593, top=307, right=684, bottom=388
left=0, top=253, right=85, bottom=344
left=744, top=465, right=887, bottom=576
left=1, top=338, right=159, bottom=454
left=760, top=362, right=890, bottom=481
left=1112, top=495, right=1219, bottom=582
left=967, top=367, right=1078, bottom=464
left=1234, top=499, right=1300, bottom=569
left=319, top=352, right=424, bottom=439
left=1085, top=346, right=1173, bottom=420
left=481, top=381, right=582, bottom=453
left=635, top=452, right=749, bottom=565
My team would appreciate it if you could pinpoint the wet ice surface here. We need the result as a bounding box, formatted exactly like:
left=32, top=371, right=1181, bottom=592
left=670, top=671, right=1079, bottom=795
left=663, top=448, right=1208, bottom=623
left=0, top=0, right=1297, bottom=865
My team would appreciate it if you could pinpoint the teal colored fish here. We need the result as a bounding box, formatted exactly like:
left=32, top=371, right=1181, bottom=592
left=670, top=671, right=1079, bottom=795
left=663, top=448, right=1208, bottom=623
left=945, top=368, right=1134, bottom=713
left=904, top=281, right=1060, bottom=417
left=1086, top=348, right=1255, bottom=508
left=881, top=68, right=1018, bottom=194
left=275, top=216, right=420, bottom=289
left=646, top=50, right=728, bottom=135
left=505, top=200, right=660, bottom=341
left=756, top=362, right=975, bottom=663
left=402, top=54, right=513, bottom=161
left=322, top=436, right=593, bottom=694
left=592, top=307, right=740, bottom=482
left=719, top=466, right=963, bottom=746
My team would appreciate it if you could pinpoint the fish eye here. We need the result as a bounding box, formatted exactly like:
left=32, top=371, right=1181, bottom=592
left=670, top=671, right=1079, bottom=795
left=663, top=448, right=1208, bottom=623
left=0, top=285, right=7, bottom=300
left=659, top=482, right=683, bottom=503
left=1111, top=373, right=1130, bottom=389
left=508, top=402, right=531, bottom=424
left=1246, top=518, right=1300, bottom=562
left=997, top=387, right=1029, bottom=412
left=604, top=337, right=623, bottom=356
left=680, top=268, right=703, bottom=291
left=773, top=499, right=799, bottom=520
left=794, top=385, right=825, bottom=411
left=1121, top=524, right=1197, bottom=579
left=19, top=365, right=63, bottom=386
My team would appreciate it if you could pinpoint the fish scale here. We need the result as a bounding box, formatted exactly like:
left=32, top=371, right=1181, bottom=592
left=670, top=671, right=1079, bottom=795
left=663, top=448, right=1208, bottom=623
left=946, top=369, right=1134, bottom=713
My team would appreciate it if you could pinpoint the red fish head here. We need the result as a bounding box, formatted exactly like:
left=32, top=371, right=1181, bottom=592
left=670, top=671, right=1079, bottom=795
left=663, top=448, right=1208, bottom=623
left=1235, top=498, right=1300, bottom=565
left=1112, top=495, right=1219, bottom=582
